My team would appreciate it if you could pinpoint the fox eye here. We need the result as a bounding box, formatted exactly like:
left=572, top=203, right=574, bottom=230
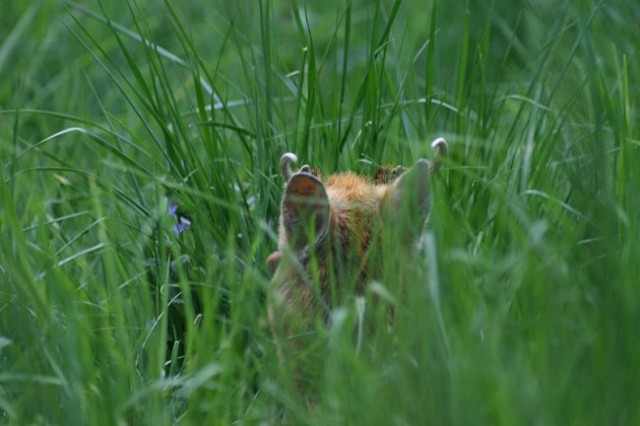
left=373, top=165, right=407, bottom=184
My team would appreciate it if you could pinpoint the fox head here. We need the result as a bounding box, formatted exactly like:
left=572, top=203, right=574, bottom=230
left=266, top=138, right=447, bottom=324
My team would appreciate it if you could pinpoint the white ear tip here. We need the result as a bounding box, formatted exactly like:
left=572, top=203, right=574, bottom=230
left=281, top=152, right=298, bottom=163
left=430, top=137, right=447, bottom=149
left=430, top=137, right=448, bottom=156
left=280, top=152, right=299, bottom=180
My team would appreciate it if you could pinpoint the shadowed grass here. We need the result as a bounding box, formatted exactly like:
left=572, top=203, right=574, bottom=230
left=1, top=0, right=639, bottom=424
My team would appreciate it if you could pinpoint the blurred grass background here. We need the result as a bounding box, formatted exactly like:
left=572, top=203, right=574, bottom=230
left=1, top=0, right=639, bottom=424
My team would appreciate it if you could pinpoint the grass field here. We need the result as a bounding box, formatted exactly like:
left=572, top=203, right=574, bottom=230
left=1, top=0, right=639, bottom=424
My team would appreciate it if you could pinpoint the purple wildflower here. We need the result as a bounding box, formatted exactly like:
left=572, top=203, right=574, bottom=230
left=173, top=216, right=192, bottom=235
left=168, top=203, right=192, bottom=235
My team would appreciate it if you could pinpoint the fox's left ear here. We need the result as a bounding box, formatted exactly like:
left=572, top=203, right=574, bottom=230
left=281, top=172, right=330, bottom=252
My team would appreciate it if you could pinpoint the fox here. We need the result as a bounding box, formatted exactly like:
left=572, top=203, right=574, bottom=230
left=266, top=138, right=448, bottom=355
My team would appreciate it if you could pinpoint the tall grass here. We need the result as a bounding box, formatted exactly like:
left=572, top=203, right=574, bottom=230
left=1, top=0, right=639, bottom=424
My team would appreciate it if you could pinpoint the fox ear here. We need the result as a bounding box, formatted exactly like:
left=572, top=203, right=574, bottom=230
left=383, top=159, right=433, bottom=239
left=383, top=138, right=447, bottom=239
left=281, top=173, right=329, bottom=251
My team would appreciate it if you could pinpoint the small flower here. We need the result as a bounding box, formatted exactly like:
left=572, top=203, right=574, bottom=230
left=168, top=203, right=192, bottom=235
left=173, top=216, right=192, bottom=235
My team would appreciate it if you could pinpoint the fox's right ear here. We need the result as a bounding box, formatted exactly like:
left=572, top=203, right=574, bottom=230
left=428, top=137, right=447, bottom=174
left=382, top=137, right=447, bottom=240
left=281, top=173, right=330, bottom=251
left=383, top=159, right=432, bottom=239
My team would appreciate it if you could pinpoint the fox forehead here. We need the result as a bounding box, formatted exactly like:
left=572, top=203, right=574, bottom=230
left=324, top=172, right=389, bottom=210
